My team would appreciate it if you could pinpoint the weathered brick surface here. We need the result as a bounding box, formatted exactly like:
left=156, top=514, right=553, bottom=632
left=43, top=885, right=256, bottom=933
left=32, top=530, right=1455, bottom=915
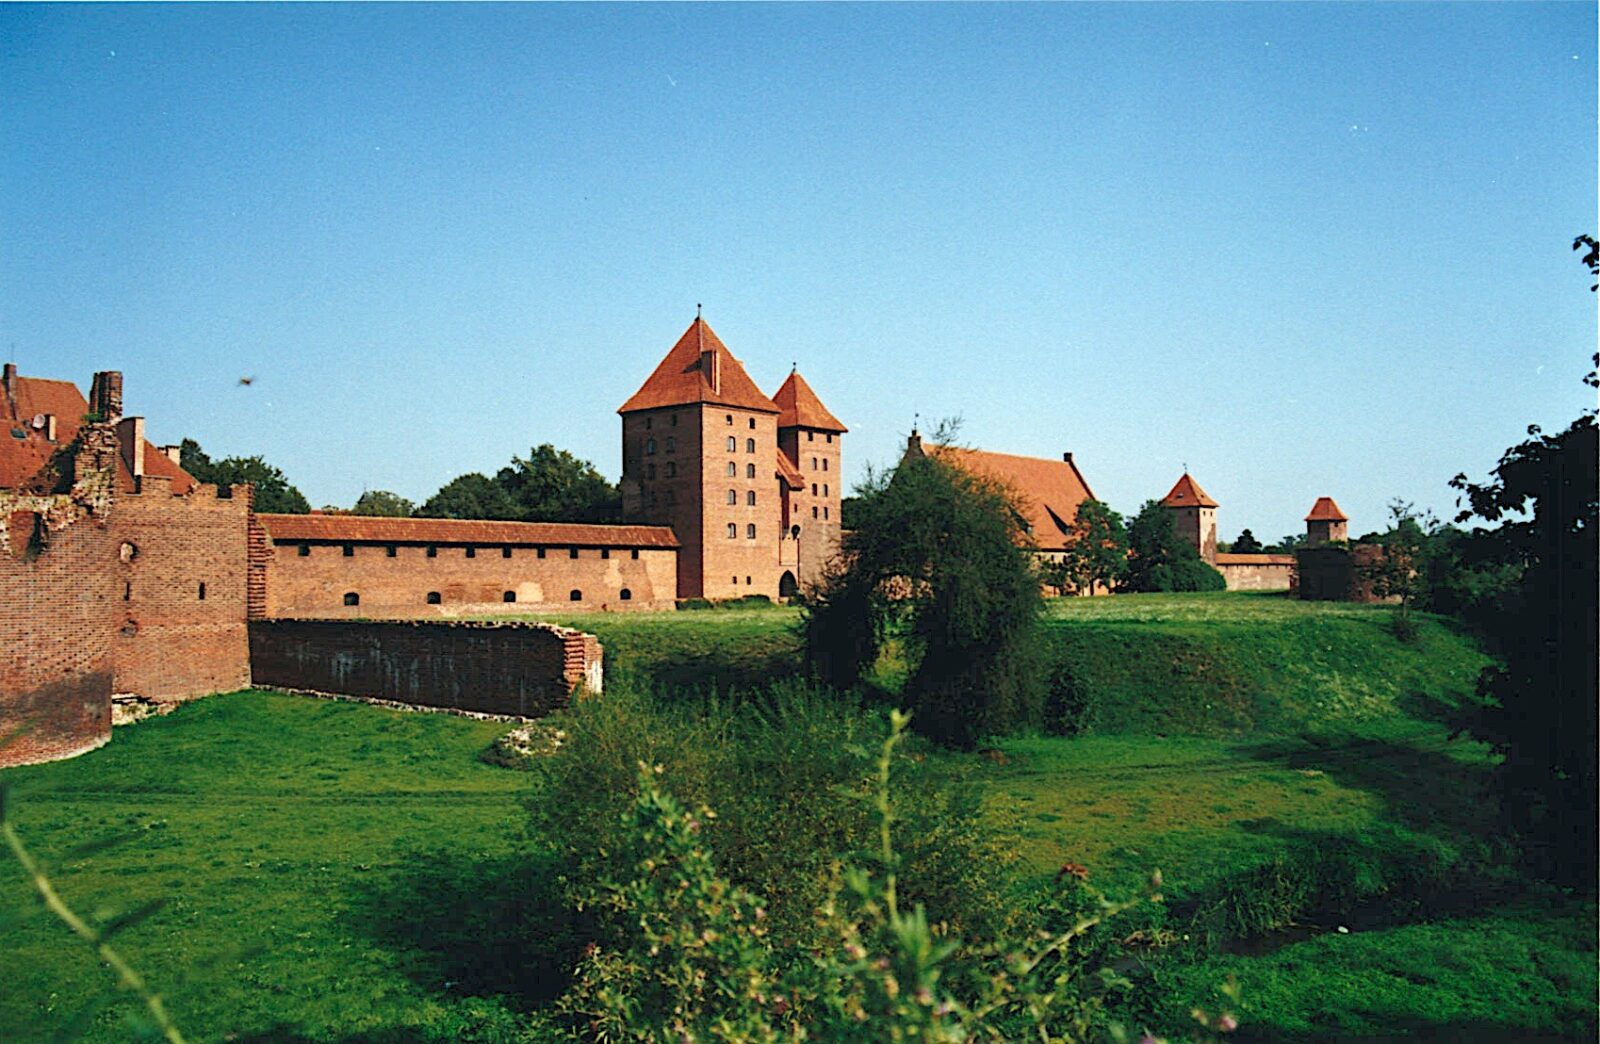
left=262, top=539, right=677, bottom=616
left=0, top=429, right=119, bottom=768
left=1296, top=545, right=1389, bottom=602
left=249, top=619, right=603, bottom=717
left=114, top=482, right=253, bottom=702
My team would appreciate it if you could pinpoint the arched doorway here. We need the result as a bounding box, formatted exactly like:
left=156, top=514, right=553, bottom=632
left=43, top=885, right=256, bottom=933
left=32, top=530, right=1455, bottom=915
left=778, top=570, right=799, bottom=599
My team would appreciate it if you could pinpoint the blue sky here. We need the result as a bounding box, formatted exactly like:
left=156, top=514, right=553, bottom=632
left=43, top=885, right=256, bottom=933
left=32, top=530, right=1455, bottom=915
left=3, top=3, right=1594, bottom=540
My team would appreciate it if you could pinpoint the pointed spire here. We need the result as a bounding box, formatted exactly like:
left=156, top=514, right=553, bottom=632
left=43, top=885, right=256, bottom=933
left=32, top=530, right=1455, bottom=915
left=1161, top=472, right=1218, bottom=508
left=772, top=369, right=847, bottom=432
left=618, top=318, right=779, bottom=414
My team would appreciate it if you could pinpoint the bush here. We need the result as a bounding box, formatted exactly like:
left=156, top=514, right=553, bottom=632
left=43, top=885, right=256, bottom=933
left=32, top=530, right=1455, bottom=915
left=528, top=679, right=1023, bottom=951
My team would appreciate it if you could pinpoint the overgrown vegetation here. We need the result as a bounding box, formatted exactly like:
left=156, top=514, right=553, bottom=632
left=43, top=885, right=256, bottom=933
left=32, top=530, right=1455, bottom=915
left=418, top=443, right=620, bottom=522
left=1124, top=501, right=1227, bottom=593
left=178, top=438, right=309, bottom=514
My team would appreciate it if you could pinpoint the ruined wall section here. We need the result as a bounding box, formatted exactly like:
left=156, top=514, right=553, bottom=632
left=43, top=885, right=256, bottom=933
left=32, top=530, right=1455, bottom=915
left=113, top=480, right=253, bottom=702
left=248, top=619, right=602, bottom=717
left=0, top=428, right=118, bottom=768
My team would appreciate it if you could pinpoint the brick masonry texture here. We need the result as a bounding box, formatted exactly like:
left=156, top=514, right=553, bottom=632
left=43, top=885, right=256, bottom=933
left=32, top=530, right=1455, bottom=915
left=1296, top=545, right=1389, bottom=602
left=114, top=480, right=254, bottom=702
left=248, top=619, right=603, bottom=717
left=0, top=428, right=119, bottom=768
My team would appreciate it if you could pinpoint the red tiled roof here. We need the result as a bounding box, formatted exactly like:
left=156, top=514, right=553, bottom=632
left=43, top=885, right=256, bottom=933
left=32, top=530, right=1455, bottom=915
left=776, top=450, right=804, bottom=490
left=1305, top=496, right=1348, bottom=522
left=772, top=370, right=846, bottom=433
left=932, top=446, right=1097, bottom=551
left=2, top=374, right=196, bottom=494
left=618, top=318, right=780, bottom=415
left=257, top=513, right=680, bottom=548
left=1215, top=552, right=1296, bottom=566
left=1161, top=473, right=1218, bottom=509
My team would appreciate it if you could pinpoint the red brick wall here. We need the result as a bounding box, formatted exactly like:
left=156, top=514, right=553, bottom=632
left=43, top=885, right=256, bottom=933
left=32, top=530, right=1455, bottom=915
left=248, top=619, right=603, bottom=717
left=113, top=480, right=252, bottom=702
left=779, top=426, right=843, bottom=591
left=1216, top=559, right=1295, bottom=592
left=263, top=539, right=677, bottom=617
left=0, top=431, right=119, bottom=769
left=1296, top=545, right=1389, bottom=602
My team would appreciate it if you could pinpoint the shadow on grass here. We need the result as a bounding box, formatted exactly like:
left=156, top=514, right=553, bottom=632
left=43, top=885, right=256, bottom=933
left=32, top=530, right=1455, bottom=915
left=343, top=846, right=583, bottom=1009
left=1235, top=1015, right=1588, bottom=1044
left=628, top=646, right=804, bottom=695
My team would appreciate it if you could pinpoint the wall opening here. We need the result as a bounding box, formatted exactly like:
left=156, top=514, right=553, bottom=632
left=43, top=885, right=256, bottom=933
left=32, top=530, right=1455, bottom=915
left=569, top=589, right=582, bottom=602
left=426, top=591, right=441, bottom=605
left=779, top=571, right=799, bottom=598
left=620, top=588, right=632, bottom=601
left=503, top=591, right=516, bottom=603
left=198, top=582, right=207, bottom=600
left=344, top=592, right=360, bottom=606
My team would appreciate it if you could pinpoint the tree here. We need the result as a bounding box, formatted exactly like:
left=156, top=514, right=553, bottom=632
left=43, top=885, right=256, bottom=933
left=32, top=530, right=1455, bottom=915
left=1265, top=532, right=1306, bottom=553
left=1123, top=501, right=1226, bottom=593
left=179, top=438, right=310, bottom=513
left=416, top=472, right=520, bottom=520
left=497, top=444, right=621, bottom=523
left=1449, top=393, right=1597, bottom=887
left=351, top=490, right=414, bottom=517
left=804, top=449, right=1043, bottom=749
left=1049, top=499, right=1127, bottom=595
left=1231, top=528, right=1264, bottom=554
left=1359, top=499, right=1431, bottom=639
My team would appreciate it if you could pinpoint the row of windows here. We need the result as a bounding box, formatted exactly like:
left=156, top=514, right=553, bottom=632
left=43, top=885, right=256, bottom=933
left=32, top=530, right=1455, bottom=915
left=353, top=588, right=634, bottom=606
left=809, top=457, right=829, bottom=471
left=810, top=483, right=829, bottom=497
left=729, top=437, right=756, bottom=453
left=641, top=411, right=830, bottom=442
left=295, top=544, right=643, bottom=559
left=645, top=436, right=675, bottom=454
left=646, top=462, right=677, bottom=479
left=726, top=523, right=758, bottom=539
left=804, top=431, right=835, bottom=443
left=727, top=462, right=757, bottom=478
left=646, top=435, right=763, bottom=455
left=726, top=489, right=757, bottom=505
left=725, top=414, right=755, bottom=428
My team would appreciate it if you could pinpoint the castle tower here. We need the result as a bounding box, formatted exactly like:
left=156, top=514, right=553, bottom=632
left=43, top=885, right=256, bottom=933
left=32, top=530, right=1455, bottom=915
left=618, top=317, right=783, bottom=601
left=771, top=368, right=847, bottom=595
left=1161, top=472, right=1219, bottom=565
left=1304, top=497, right=1349, bottom=547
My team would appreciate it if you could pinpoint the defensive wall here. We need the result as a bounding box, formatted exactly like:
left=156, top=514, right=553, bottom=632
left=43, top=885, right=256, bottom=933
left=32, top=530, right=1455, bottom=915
left=248, top=618, right=602, bottom=717
left=0, top=427, right=119, bottom=767
left=1296, top=544, right=1389, bottom=602
left=1215, top=553, right=1296, bottom=592
left=256, top=514, right=679, bottom=616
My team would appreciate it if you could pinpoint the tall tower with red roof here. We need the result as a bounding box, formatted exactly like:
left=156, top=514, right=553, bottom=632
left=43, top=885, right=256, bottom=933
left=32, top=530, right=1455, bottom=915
left=1304, top=497, right=1350, bottom=547
left=617, top=317, right=788, bottom=601
left=1161, top=472, right=1220, bottom=565
left=772, top=368, right=847, bottom=593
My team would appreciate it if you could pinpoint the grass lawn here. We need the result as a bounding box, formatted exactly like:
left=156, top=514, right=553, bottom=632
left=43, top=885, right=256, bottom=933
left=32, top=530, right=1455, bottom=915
left=2, top=592, right=1592, bottom=1041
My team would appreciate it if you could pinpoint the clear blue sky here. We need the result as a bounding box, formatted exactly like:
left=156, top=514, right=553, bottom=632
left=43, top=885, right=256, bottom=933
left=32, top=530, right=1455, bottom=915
left=3, top=3, right=1594, bottom=540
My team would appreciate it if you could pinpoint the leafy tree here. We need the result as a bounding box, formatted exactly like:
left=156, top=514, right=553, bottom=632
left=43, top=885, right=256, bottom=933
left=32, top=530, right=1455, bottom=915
left=1123, top=501, right=1226, bottom=593
left=1265, top=532, right=1306, bottom=553
left=1231, top=528, right=1264, bottom=554
left=416, top=472, right=520, bottom=520
left=179, top=438, right=310, bottom=513
left=804, top=447, right=1043, bottom=749
left=351, top=490, right=414, bottom=517
left=1359, top=499, right=1432, bottom=640
left=1449, top=387, right=1597, bottom=887
left=496, top=444, right=620, bottom=523
left=1047, top=499, right=1127, bottom=595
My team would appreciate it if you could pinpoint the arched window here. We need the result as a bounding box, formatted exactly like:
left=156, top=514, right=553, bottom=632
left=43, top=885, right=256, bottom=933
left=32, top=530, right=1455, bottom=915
left=746, top=523, right=756, bottom=539
left=823, top=507, right=829, bottom=520
left=746, top=463, right=756, bottom=479
left=823, top=484, right=829, bottom=496
left=745, top=438, right=755, bottom=453
left=569, top=589, right=582, bottom=602
left=747, top=490, right=756, bottom=506
left=727, top=489, right=737, bottom=505
left=807, top=431, right=814, bottom=442
left=620, top=588, right=633, bottom=601
left=748, top=417, right=756, bottom=429
left=823, top=458, right=829, bottom=471
left=647, top=463, right=656, bottom=479
left=426, top=592, right=441, bottom=605
left=665, top=462, right=676, bottom=477
left=779, top=571, right=799, bottom=598
left=726, top=523, right=737, bottom=539
left=646, top=438, right=656, bottom=455
left=503, top=591, right=517, bottom=603
left=811, top=458, right=818, bottom=470
left=343, top=592, right=359, bottom=606
left=726, top=461, right=737, bottom=476
left=725, top=414, right=733, bottom=425
left=727, top=436, right=737, bottom=452
left=665, top=436, right=675, bottom=453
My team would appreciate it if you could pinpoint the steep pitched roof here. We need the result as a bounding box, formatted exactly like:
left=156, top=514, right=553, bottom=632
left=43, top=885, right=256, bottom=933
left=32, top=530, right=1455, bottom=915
left=1305, top=496, right=1349, bottom=522
left=926, top=444, right=1098, bottom=551
left=618, top=318, right=780, bottom=415
left=257, top=514, right=680, bottom=548
left=1161, top=473, right=1218, bottom=509
left=1, top=373, right=195, bottom=493
left=775, top=450, right=804, bottom=490
left=772, top=370, right=847, bottom=432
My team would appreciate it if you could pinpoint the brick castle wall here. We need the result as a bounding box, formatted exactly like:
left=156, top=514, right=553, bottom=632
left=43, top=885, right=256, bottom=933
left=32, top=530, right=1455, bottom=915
left=1296, top=545, right=1389, bottom=602
left=1216, top=558, right=1295, bottom=592
left=114, top=480, right=253, bottom=702
left=0, top=430, right=119, bottom=768
left=263, top=540, right=677, bottom=616
left=248, top=618, right=602, bottom=717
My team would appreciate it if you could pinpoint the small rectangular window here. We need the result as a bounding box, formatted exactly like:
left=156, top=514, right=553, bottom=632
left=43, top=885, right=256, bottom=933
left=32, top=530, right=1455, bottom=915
left=537, top=547, right=547, bottom=559
left=343, top=544, right=354, bottom=557
left=748, top=417, right=755, bottom=429
left=502, top=546, right=512, bottom=558
left=665, top=436, right=675, bottom=453
left=631, top=549, right=640, bottom=559
left=298, top=544, right=311, bottom=557
left=746, top=523, right=756, bottom=539
left=670, top=413, right=678, bottom=426
left=386, top=545, right=397, bottom=557
left=570, top=547, right=579, bottom=559
left=427, top=546, right=438, bottom=558
left=727, top=523, right=737, bottom=539
left=601, top=548, right=611, bottom=559
left=666, top=462, right=676, bottom=477
left=823, top=507, right=829, bottom=520
left=198, top=582, right=206, bottom=600
left=823, top=458, right=829, bottom=471
left=826, top=433, right=833, bottom=443
left=465, top=546, right=476, bottom=558
left=807, top=431, right=814, bottom=441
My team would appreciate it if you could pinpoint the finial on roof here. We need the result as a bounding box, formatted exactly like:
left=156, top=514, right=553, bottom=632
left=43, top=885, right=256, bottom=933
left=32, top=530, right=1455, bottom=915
left=696, top=303, right=702, bottom=319
left=791, top=360, right=796, bottom=373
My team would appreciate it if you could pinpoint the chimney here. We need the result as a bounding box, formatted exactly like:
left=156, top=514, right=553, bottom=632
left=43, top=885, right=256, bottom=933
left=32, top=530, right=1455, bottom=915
left=906, top=429, right=923, bottom=457
left=90, top=371, right=123, bottom=421
left=115, top=416, right=146, bottom=485
left=2, top=363, right=14, bottom=414
left=43, top=414, right=57, bottom=441
left=160, top=444, right=183, bottom=464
